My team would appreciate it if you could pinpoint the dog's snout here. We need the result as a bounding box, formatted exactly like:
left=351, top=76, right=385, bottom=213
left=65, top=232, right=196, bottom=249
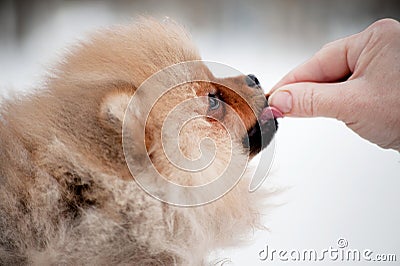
left=245, top=74, right=260, bottom=88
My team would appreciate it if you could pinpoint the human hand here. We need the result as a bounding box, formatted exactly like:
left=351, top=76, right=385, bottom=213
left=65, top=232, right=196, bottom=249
left=268, top=19, right=400, bottom=151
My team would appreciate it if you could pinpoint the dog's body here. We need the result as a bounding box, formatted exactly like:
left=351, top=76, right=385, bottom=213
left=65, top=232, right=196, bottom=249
left=0, top=19, right=277, bottom=265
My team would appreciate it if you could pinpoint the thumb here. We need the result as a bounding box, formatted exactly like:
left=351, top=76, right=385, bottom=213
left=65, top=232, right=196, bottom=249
left=268, top=81, right=350, bottom=119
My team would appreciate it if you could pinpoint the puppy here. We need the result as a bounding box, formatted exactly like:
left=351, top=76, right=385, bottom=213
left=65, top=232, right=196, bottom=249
left=0, top=18, right=278, bottom=265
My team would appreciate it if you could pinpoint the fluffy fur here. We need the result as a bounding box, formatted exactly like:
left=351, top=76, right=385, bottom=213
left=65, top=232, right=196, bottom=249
left=0, top=18, right=273, bottom=265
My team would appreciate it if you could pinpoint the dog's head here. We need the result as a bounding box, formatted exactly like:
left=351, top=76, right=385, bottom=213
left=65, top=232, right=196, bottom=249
left=99, top=67, right=279, bottom=189
left=53, top=18, right=279, bottom=193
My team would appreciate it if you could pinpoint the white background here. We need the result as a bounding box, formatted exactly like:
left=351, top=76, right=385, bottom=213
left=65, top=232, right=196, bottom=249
left=0, top=1, right=399, bottom=265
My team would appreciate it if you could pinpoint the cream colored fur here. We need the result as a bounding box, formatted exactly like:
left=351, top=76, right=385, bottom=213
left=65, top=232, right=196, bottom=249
left=0, top=18, right=270, bottom=265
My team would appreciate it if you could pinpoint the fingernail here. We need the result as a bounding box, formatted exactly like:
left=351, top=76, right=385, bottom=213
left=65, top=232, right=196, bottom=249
left=269, top=90, right=292, bottom=114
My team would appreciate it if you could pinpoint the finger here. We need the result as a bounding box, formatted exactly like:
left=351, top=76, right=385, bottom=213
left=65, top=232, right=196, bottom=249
left=268, top=81, right=353, bottom=119
left=271, top=38, right=354, bottom=95
left=269, top=25, right=378, bottom=97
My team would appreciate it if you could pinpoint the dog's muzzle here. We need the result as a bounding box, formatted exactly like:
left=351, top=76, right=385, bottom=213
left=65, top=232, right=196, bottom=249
left=243, top=76, right=282, bottom=156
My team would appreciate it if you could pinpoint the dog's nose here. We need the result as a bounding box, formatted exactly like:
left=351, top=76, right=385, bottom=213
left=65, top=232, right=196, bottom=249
left=245, top=74, right=260, bottom=88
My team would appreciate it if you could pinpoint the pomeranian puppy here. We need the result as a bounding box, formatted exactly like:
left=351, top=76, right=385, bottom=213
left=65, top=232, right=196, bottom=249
left=0, top=18, right=279, bottom=265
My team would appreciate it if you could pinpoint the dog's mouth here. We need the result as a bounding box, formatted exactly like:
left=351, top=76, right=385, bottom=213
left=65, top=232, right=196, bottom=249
left=242, top=104, right=282, bottom=156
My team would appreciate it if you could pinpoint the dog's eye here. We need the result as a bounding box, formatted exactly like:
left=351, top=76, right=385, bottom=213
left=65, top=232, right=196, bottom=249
left=208, top=93, right=220, bottom=110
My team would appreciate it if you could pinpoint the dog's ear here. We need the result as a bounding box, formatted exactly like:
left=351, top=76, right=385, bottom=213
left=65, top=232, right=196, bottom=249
left=99, top=92, right=133, bottom=132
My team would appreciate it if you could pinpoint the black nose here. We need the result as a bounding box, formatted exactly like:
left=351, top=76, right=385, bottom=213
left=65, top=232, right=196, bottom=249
left=246, top=74, right=260, bottom=88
